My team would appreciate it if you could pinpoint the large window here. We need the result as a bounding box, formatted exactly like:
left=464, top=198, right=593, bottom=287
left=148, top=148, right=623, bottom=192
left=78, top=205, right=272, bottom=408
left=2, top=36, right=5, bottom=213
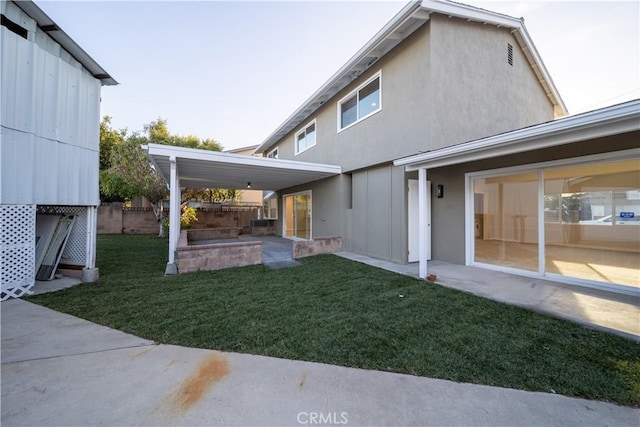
left=470, top=154, right=640, bottom=290
left=544, top=160, right=639, bottom=287
left=338, top=72, right=381, bottom=131
left=263, top=193, right=278, bottom=219
left=295, top=120, right=316, bottom=155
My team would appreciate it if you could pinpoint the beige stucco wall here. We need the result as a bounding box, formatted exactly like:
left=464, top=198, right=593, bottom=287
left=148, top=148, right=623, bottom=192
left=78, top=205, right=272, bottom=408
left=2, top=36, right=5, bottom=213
left=428, top=14, right=554, bottom=149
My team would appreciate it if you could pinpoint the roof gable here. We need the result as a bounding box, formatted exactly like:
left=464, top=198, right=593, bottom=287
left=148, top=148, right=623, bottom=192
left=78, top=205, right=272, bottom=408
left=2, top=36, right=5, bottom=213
left=256, top=0, right=566, bottom=154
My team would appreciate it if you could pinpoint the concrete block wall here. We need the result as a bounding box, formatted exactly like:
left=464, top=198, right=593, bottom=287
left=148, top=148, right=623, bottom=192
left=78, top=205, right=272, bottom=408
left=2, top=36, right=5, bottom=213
left=97, top=204, right=258, bottom=235
left=122, top=209, right=159, bottom=234
left=293, top=236, right=343, bottom=259
left=97, top=203, right=123, bottom=233
left=176, top=232, right=262, bottom=273
left=187, top=227, right=239, bottom=241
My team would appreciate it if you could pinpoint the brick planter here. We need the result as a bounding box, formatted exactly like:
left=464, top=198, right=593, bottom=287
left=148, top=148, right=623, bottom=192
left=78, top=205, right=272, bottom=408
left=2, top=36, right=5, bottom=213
left=175, top=230, right=261, bottom=273
left=293, top=236, right=343, bottom=259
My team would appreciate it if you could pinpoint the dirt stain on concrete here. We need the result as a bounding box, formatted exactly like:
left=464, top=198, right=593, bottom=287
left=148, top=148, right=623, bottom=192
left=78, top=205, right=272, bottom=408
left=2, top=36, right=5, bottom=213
left=168, top=353, right=229, bottom=414
left=299, top=373, right=307, bottom=388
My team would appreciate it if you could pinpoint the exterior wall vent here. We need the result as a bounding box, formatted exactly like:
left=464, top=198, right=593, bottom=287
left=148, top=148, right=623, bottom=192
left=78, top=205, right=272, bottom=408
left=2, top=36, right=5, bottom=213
left=507, top=43, right=514, bottom=66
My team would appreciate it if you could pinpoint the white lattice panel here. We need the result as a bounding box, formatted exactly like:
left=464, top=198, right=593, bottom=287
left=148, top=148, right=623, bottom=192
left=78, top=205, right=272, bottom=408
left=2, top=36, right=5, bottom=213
left=37, top=206, right=87, bottom=265
left=1, top=204, right=36, bottom=300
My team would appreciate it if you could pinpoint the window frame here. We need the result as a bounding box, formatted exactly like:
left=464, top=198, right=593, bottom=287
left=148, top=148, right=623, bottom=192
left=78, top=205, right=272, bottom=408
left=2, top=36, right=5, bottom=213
left=337, top=70, right=382, bottom=132
left=263, top=193, right=278, bottom=219
left=267, top=147, right=279, bottom=159
left=294, top=119, right=317, bottom=155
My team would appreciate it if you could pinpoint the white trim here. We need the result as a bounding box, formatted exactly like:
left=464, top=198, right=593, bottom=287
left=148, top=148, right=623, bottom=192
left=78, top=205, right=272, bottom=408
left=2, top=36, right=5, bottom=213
left=295, top=119, right=317, bottom=155
left=418, top=168, right=428, bottom=278
left=465, top=149, right=640, bottom=294
left=267, top=147, right=279, bottom=159
left=537, top=169, right=545, bottom=275
left=282, top=190, right=313, bottom=240
left=395, top=100, right=640, bottom=170
left=337, top=71, right=383, bottom=133
left=263, top=192, right=278, bottom=220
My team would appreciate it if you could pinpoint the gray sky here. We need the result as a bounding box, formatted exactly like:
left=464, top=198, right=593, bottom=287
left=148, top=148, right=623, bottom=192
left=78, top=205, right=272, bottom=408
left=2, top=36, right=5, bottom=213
left=36, top=0, right=640, bottom=150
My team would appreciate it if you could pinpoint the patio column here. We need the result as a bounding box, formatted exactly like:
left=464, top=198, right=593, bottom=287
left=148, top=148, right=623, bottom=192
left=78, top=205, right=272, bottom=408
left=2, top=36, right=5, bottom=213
left=165, top=156, right=181, bottom=275
left=418, top=167, right=428, bottom=279
left=81, top=205, right=99, bottom=282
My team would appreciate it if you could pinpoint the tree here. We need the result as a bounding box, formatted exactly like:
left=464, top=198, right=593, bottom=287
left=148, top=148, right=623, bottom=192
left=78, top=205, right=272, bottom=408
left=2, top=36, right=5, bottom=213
left=99, top=116, right=232, bottom=236
left=99, top=116, right=128, bottom=201
left=102, top=133, right=169, bottom=236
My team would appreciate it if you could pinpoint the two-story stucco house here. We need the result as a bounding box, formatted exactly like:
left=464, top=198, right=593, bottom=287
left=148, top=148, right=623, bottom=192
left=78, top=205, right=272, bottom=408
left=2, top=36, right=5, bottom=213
left=149, top=0, right=638, bottom=295
left=251, top=0, right=638, bottom=295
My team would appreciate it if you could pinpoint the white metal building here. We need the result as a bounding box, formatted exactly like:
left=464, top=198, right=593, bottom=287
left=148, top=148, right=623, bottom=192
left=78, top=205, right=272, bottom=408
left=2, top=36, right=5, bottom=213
left=1, top=0, right=116, bottom=300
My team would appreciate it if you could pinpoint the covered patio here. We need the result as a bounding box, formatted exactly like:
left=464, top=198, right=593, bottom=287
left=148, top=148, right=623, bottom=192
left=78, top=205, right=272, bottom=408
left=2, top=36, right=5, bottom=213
left=143, top=143, right=341, bottom=274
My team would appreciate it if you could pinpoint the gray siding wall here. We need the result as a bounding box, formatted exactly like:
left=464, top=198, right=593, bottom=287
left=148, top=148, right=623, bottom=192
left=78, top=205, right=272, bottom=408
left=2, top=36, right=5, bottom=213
left=428, top=132, right=639, bottom=265
left=347, top=164, right=407, bottom=263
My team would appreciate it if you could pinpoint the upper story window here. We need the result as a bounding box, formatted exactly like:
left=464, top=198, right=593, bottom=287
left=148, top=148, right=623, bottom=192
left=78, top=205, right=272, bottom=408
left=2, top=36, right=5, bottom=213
left=267, top=147, right=279, bottom=159
left=338, top=71, right=381, bottom=131
left=295, top=119, right=316, bottom=155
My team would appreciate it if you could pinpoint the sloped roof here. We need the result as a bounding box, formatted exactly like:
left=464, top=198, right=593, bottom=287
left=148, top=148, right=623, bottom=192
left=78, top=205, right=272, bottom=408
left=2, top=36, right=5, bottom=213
left=255, top=0, right=566, bottom=154
left=394, top=99, right=639, bottom=170
left=14, top=1, right=117, bottom=86
left=144, top=143, right=341, bottom=191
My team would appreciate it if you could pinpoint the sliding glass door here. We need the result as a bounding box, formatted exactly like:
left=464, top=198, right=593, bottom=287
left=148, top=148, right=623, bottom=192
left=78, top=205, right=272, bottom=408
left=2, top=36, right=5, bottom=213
left=473, top=171, right=539, bottom=271
left=284, top=192, right=311, bottom=240
left=470, top=154, right=639, bottom=290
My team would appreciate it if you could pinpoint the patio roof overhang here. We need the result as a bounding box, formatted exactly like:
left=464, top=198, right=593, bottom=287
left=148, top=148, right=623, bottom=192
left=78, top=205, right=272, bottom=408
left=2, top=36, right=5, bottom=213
left=144, top=143, right=341, bottom=191
left=143, top=143, right=342, bottom=276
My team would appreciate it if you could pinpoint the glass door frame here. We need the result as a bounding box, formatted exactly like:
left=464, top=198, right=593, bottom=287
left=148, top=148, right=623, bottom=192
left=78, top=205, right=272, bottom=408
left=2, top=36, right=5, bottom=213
left=465, top=148, right=639, bottom=295
left=282, top=190, right=312, bottom=241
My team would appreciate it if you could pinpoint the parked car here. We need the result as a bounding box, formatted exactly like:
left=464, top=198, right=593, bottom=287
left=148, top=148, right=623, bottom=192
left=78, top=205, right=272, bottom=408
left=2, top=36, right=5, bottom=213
left=580, top=215, right=639, bottom=225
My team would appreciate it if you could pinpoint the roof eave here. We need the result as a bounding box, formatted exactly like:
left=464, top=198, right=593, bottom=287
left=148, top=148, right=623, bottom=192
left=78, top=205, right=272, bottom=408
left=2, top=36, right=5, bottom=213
left=15, top=0, right=118, bottom=86
left=393, top=100, right=640, bottom=170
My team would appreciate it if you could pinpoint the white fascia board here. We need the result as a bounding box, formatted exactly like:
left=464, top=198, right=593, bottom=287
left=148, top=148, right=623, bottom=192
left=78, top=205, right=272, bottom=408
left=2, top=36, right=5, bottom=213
left=514, top=23, right=567, bottom=116
left=394, top=100, right=640, bottom=170
left=145, top=143, right=342, bottom=174
left=422, top=0, right=520, bottom=27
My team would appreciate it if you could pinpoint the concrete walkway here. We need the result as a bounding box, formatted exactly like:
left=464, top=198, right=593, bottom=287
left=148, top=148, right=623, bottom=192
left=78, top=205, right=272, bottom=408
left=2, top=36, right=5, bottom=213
left=2, top=299, right=638, bottom=426
left=336, top=251, right=640, bottom=342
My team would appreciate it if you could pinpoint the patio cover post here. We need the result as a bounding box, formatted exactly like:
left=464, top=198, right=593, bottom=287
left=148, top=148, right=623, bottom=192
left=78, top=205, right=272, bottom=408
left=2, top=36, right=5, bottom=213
left=418, top=167, right=428, bottom=279
left=165, top=156, right=180, bottom=275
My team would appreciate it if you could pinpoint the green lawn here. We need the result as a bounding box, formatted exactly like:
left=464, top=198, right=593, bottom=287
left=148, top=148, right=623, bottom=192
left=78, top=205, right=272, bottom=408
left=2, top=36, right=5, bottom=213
left=27, top=234, right=640, bottom=406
